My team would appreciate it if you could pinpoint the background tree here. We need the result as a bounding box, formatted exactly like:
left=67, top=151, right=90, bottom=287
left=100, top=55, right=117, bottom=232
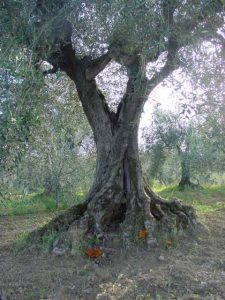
left=1, top=0, right=224, bottom=242
left=143, top=108, right=215, bottom=188
left=17, top=74, right=95, bottom=203
left=190, top=39, right=225, bottom=162
left=162, top=31, right=225, bottom=184
left=0, top=61, right=47, bottom=200
left=0, top=70, right=95, bottom=204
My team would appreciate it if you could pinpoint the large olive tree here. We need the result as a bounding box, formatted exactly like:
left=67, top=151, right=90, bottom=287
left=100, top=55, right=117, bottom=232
left=1, top=0, right=224, bottom=244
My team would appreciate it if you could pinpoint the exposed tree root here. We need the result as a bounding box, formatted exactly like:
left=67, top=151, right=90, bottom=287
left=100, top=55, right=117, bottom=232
left=178, top=180, right=202, bottom=191
left=144, top=183, right=198, bottom=229
left=29, top=203, right=87, bottom=242
left=28, top=181, right=200, bottom=253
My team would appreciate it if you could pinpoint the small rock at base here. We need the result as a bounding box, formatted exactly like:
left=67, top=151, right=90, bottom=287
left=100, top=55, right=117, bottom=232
left=147, top=238, right=158, bottom=249
left=52, top=247, right=66, bottom=256
left=96, top=293, right=113, bottom=300
left=158, top=255, right=165, bottom=261
left=181, top=295, right=205, bottom=300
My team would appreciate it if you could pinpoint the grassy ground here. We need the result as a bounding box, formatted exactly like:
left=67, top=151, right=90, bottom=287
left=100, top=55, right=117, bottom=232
left=156, top=185, right=225, bottom=214
left=0, top=185, right=225, bottom=299
left=1, top=185, right=224, bottom=217
left=0, top=191, right=84, bottom=216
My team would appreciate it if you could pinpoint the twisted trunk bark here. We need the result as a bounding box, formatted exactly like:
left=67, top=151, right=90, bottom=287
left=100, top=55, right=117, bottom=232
left=29, top=40, right=199, bottom=248
left=71, top=59, right=150, bottom=233
left=86, top=126, right=148, bottom=233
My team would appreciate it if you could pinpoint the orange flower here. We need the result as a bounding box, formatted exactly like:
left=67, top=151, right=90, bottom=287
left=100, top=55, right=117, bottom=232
left=166, top=239, right=173, bottom=247
left=85, top=247, right=103, bottom=258
left=138, top=229, right=149, bottom=238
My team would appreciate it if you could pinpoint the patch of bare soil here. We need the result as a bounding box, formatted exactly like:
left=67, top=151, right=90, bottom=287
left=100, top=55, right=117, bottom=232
left=0, top=210, right=225, bottom=300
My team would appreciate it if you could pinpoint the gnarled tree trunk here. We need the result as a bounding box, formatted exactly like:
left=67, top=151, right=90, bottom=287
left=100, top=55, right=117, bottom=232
left=72, top=57, right=151, bottom=234
left=30, top=48, right=199, bottom=249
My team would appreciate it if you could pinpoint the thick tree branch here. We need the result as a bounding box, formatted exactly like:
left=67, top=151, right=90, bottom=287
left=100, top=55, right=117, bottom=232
left=147, top=37, right=179, bottom=92
left=112, top=33, right=179, bottom=136
left=144, top=1, right=177, bottom=64
left=35, top=0, right=68, bottom=17
left=85, top=52, right=112, bottom=80
left=162, top=0, right=177, bottom=26
left=108, top=37, right=179, bottom=162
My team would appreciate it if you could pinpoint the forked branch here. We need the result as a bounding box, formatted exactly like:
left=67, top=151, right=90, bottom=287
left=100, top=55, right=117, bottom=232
left=85, top=52, right=112, bottom=80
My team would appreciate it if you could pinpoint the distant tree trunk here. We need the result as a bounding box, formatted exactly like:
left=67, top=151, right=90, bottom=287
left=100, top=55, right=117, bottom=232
left=44, top=175, right=60, bottom=207
left=177, top=146, right=198, bottom=190
left=44, top=175, right=54, bottom=195
left=44, top=152, right=61, bottom=206
left=179, top=150, right=192, bottom=188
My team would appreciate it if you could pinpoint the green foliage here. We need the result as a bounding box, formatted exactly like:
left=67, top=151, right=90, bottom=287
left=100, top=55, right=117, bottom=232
left=0, top=66, right=45, bottom=171
left=13, top=231, right=31, bottom=253
left=0, top=69, right=95, bottom=201
left=145, top=143, right=167, bottom=184
left=14, top=224, right=58, bottom=254
left=87, top=236, right=101, bottom=247
left=40, top=231, right=58, bottom=251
